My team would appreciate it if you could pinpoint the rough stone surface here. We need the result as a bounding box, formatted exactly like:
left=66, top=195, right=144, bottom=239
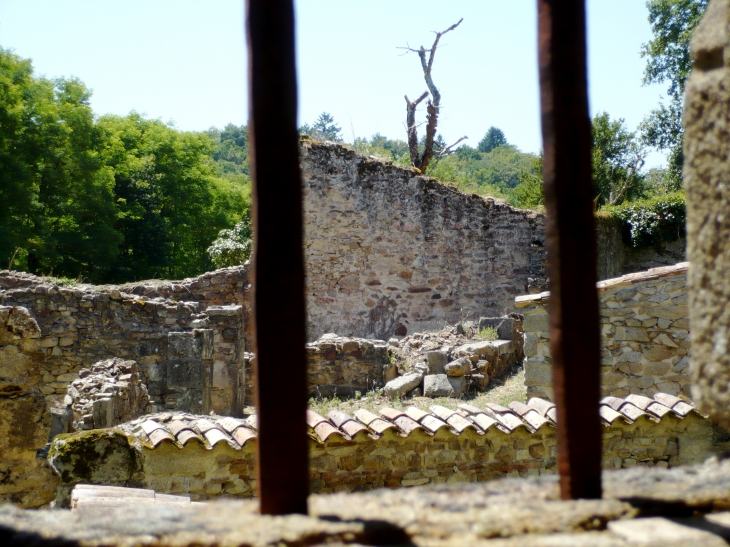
left=66, top=358, right=152, bottom=431
left=519, top=264, right=690, bottom=400
left=444, top=357, right=472, bottom=377
left=383, top=371, right=423, bottom=398
left=8, top=458, right=730, bottom=546
left=423, top=374, right=467, bottom=397
left=0, top=306, right=59, bottom=508
left=306, top=334, right=388, bottom=397
left=388, top=322, right=522, bottom=385
left=684, top=0, right=730, bottom=429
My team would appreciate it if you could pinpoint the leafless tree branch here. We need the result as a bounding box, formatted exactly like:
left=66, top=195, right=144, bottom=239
left=425, top=135, right=469, bottom=175
left=401, top=18, right=463, bottom=173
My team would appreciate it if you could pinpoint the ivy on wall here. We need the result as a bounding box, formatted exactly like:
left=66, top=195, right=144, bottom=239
left=602, top=191, right=686, bottom=248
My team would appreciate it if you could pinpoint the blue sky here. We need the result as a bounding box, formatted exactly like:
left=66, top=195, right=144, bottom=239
left=0, top=0, right=668, bottom=166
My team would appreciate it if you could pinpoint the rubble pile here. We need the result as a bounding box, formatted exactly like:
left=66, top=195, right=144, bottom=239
left=384, top=315, right=523, bottom=399
left=66, top=358, right=152, bottom=430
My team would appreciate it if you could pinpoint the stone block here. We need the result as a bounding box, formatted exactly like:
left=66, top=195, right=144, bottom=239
left=523, top=313, right=549, bottom=333
left=478, top=316, right=515, bottom=340
left=614, top=327, right=649, bottom=342
left=444, top=357, right=471, bottom=377
left=426, top=350, right=448, bottom=374
left=383, top=372, right=422, bottom=399
left=423, top=374, right=466, bottom=398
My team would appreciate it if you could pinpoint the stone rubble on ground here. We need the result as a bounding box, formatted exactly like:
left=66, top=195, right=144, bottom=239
left=66, top=358, right=153, bottom=430
left=383, top=316, right=523, bottom=398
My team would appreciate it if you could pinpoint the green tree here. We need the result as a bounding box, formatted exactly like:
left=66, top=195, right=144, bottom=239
left=592, top=113, right=646, bottom=206
left=99, top=114, right=245, bottom=280
left=300, top=112, right=342, bottom=141
left=509, top=155, right=544, bottom=209
left=0, top=48, right=120, bottom=279
left=478, top=126, right=507, bottom=154
left=640, top=0, right=708, bottom=182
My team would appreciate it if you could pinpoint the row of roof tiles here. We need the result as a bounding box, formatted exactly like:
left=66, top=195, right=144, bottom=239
left=118, top=393, right=699, bottom=451
left=516, top=262, right=688, bottom=308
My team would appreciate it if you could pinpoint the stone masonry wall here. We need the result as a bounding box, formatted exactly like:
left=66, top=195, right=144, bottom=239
left=306, top=334, right=389, bottom=398
left=0, top=306, right=59, bottom=508
left=519, top=263, right=689, bottom=401
left=0, top=271, right=245, bottom=416
left=301, top=142, right=546, bottom=340
left=48, top=394, right=726, bottom=503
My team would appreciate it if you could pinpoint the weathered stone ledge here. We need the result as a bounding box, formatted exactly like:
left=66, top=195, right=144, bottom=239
left=6, top=457, right=730, bottom=546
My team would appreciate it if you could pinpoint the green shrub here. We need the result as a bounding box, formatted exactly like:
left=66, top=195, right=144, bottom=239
left=477, top=326, right=499, bottom=341
left=602, top=191, right=685, bottom=248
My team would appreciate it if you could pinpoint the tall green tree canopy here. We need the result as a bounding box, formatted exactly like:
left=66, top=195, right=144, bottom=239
left=592, top=112, right=646, bottom=206
left=300, top=112, right=343, bottom=141
left=640, top=0, right=708, bottom=180
left=0, top=47, right=249, bottom=282
left=478, top=126, right=508, bottom=154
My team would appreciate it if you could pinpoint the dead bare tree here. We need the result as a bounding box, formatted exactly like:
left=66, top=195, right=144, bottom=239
left=400, top=18, right=467, bottom=173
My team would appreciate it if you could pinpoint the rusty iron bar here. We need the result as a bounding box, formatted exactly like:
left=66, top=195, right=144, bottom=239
left=246, top=0, right=309, bottom=515
left=537, top=0, right=602, bottom=499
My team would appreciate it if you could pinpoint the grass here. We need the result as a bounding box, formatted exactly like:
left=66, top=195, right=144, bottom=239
left=477, top=326, right=499, bottom=341
left=306, top=366, right=526, bottom=417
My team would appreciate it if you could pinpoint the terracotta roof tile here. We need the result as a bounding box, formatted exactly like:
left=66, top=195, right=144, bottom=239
left=429, top=405, right=457, bottom=422
left=115, top=391, right=704, bottom=451
left=176, top=429, right=203, bottom=446
left=231, top=427, right=256, bottom=447
left=393, top=415, right=425, bottom=435
left=326, top=410, right=353, bottom=429
left=203, top=428, right=232, bottom=448
left=353, top=409, right=380, bottom=427
left=140, top=420, right=164, bottom=436
left=354, top=409, right=395, bottom=435
left=599, top=405, right=626, bottom=424
left=405, top=407, right=430, bottom=423
left=314, top=421, right=344, bottom=442
left=306, top=410, right=328, bottom=429
left=482, top=406, right=527, bottom=432
left=168, top=420, right=193, bottom=438
left=340, top=420, right=368, bottom=438
left=509, top=402, right=550, bottom=430
left=216, top=417, right=247, bottom=434
left=379, top=407, right=407, bottom=422
left=625, top=394, right=673, bottom=419
left=527, top=398, right=557, bottom=421
left=147, top=428, right=175, bottom=447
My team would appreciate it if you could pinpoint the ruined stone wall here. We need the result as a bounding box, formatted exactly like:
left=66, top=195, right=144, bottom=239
left=301, top=142, right=546, bottom=340
left=306, top=335, right=389, bottom=398
left=0, top=271, right=245, bottom=416
left=0, top=306, right=59, bottom=508
left=519, top=263, right=689, bottom=401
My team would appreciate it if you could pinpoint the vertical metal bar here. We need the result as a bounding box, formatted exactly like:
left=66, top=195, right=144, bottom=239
left=537, top=0, right=602, bottom=499
left=246, top=0, right=309, bottom=515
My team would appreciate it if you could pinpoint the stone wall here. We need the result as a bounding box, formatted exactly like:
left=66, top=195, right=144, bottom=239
left=300, top=142, right=547, bottom=340
left=683, top=0, right=730, bottom=430
left=306, top=334, right=389, bottom=398
left=48, top=393, right=726, bottom=503
left=0, top=271, right=244, bottom=416
left=0, top=306, right=59, bottom=508
left=518, top=263, right=690, bottom=401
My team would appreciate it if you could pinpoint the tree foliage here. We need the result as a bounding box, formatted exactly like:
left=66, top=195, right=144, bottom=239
left=299, top=112, right=343, bottom=141
left=592, top=112, right=646, bottom=206
left=640, top=0, right=708, bottom=181
left=478, top=127, right=507, bottom=154
left=0, top=48, right=249, bottom=282
left=207, top=219, right=252, bottom=268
